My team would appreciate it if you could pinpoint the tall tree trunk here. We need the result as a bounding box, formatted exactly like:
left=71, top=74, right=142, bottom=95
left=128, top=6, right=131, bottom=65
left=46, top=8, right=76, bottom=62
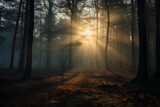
left=47, top=35, right=50, bottom=71
left=154, top=0, right=160, bottom=78
left=134, top=0, right=149, bottom=82
left=10, top=0, right=23, bottom=69
left=105, top=0, right=111, bottom=70
left=69, top=24, right=72, bottom=69
left=39, top=2, right=43, bottom=67
left=95, top=0, right=99, bottom=69
left=131, top=0, right=136, bottom=72
left=69, top=0, right=74, bottom=69
left=19, top=0, right=29, bottom=72
left=47, top=0, right=52, bottom=71
left=39, top=17, right=42, bottom=67
left=0, top=12, right=1, bottom=28
left=23, top=0, right=34, bottom=79
left=18, top=13, right=24, bottom=69
left=46, top=0, right=54, bottom=71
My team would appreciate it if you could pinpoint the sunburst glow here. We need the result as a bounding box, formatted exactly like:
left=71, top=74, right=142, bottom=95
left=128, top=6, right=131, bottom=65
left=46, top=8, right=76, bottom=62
left=83, top=28, right=93, bottom=36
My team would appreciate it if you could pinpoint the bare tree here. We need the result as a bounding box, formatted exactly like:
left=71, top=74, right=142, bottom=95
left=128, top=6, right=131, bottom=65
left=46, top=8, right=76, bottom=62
left=154, top=0, right=160, bottom=79
left=19, top=0, right=29, bottom=72
left=10, top=0, right=23, bottom=69
left=104, top=0, right=111, bottom=70
left=131, top=0, right=136, bottom=72
left=134, top=0, right=149, bottom=82
left=23, top=0, right=34, bottom=79
left=46, top=0, right=54, bottom=71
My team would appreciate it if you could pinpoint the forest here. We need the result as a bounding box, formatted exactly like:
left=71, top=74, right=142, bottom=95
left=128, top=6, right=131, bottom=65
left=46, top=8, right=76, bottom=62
left=0, top=0, right=160, bottom=106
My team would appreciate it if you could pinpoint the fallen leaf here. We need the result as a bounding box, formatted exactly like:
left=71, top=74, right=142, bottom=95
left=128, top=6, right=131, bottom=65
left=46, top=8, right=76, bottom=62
left=122, top=97, right=128, bottom=102
left=139, top=93, right=144, bottom=99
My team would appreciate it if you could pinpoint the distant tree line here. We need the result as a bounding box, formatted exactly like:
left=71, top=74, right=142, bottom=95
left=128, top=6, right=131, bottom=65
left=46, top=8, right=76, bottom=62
left=0, top=0, right=160, bottom=82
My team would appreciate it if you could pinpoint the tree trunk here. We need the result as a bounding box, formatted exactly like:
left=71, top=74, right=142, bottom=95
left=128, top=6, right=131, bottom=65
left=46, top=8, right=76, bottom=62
left=46, top=0, right=54, bottom=71
left=18, top=13, right=24, bottom=69
left=134, top=0, right=149, bottom=82
left=23, top=0, right=34, bottom=79
left=19, top=0, right=29, bottom=72
left=10, top=0, right=23, bottom=69
left=0, top=12, right=1, bottom=28
left=95, top=0, right=99, bottom=69
left=105, top=0, right=111, bottom=70
left=38, top=1, right=43, bottom=67
left=154, top=0, right=160, bottom=78
left=39, top=17, right=42, bottom=67
left=69, top=0, right=74, bottom=69
left=131, top=0, right=136, bottom=72
left=47, top=1, right=52, bottom=71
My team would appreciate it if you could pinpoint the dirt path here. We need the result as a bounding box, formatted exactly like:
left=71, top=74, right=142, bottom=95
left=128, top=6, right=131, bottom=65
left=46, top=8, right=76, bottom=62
left=0, top=69, right=159, bottom=107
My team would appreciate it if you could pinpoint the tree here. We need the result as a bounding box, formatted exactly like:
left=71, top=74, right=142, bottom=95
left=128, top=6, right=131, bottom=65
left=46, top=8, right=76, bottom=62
left=45, top=0, right=55, bottom=70
left=94, top=0, right=100, bottom=69
left=19, top=0, right=29, bottom=72
left=23, top=0, right=34, bottom=79
left=154, top=0, right=160, bottom=79
left=68, top=0, right=75, bottom=69
left=134, top=0, right=149, bottom=82
left=18, top=6, right=24, bottom=70
left=131, top=0, right=136, bottom=72
left=38, top=2, right=44, bottom=67
left=0, top=6, right=2, bottom=30
left=104, top=0, right=111, bottom=70
left=10, top=0, right=23, bottom=69
left=58, top=0, right=85, bottom=69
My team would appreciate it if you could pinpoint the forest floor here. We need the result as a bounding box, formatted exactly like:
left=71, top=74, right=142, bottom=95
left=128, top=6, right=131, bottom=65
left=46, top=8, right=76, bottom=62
left=0, top=68, right=160, bottom=107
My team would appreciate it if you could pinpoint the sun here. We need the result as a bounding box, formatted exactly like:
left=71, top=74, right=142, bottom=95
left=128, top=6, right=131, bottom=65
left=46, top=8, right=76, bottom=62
left=83, top=28, right=93, bottom=36
left=77, top=26, right=95, bottom=44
